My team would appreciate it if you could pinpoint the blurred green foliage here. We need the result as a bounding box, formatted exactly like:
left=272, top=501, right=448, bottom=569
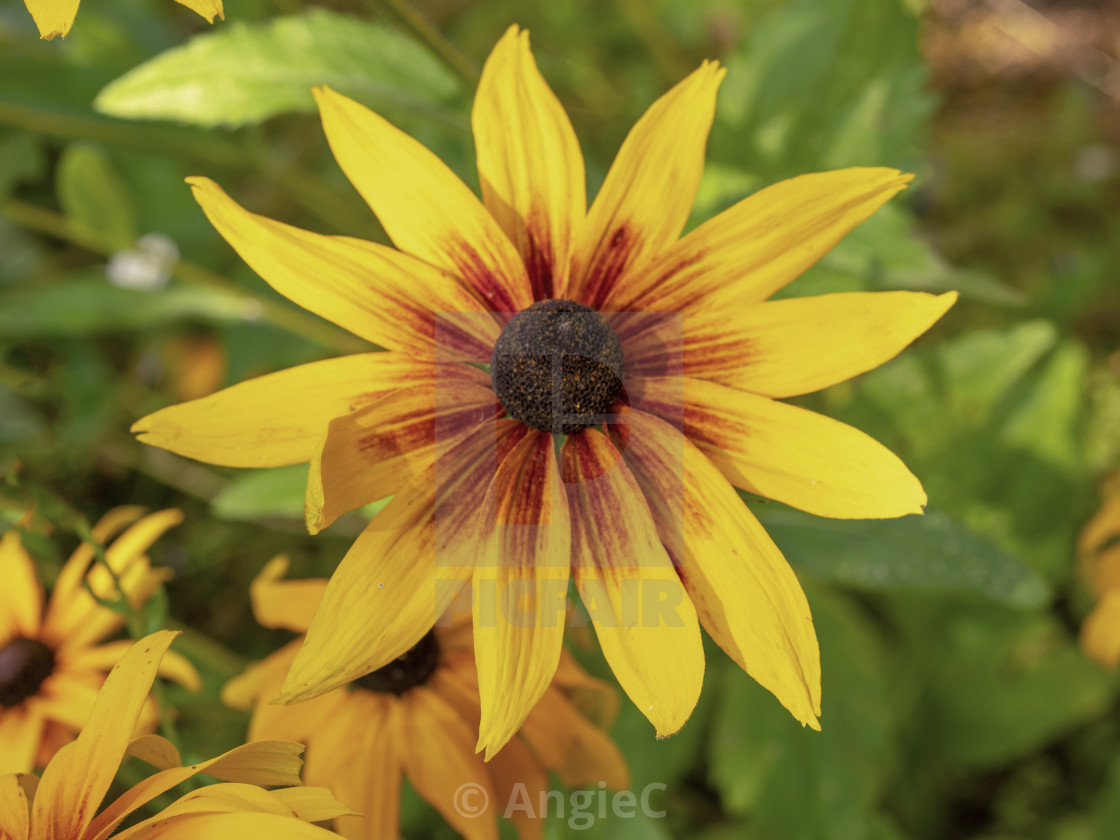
left=2, top=0, right=1120, bottom=838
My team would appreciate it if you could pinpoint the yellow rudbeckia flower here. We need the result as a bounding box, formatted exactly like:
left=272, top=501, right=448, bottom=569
left=23, top=0, right=222, bottom=41
left=0, top=630, right=349, bottom=840
left=223, top=557, right=629, bottom=840
left=1080, top=472, right=1120, bottom=665
left=0, top=509, right=199, bottom=774
left=133, top=26, right=955, bottom=756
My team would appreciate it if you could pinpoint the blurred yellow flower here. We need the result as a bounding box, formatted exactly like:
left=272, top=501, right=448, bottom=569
left=23, top=0, right=222, bottom=40
left=1080, top=472, right=1120, bottom=665
left=0, top=630, right=348, bottom=840
left=0, top=508, right=199, bottom=775
left=134, top=25, right=955, bottom=754
left=223, top=558, right=629, bottom=840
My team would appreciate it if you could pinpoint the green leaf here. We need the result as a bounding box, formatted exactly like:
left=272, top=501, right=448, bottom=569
left=937, top=321, right=1059, bottom=420
left=1000, top=340, right=1089, bottom=473
left=0, top=387, right=45, bottom=446
left=709, top=587, right=895, bottom=839
left=1094, top=754, right=1120, bottom=838
left=906, top=606, right=1118, bottom=769
left=757, top=506, right=1049, bottom=608
left=0, top=277, right=257, bottom=337
left=210, top=465, right=311, bottom=521
left=210, top=465, right=390, bottom=522
left=791, top=203, right=1026, bottom=306
left=94, top=10, right=461, bottom=128
left=56, top=143, right=137, bottom=251
left=712, top=0, right=933, bottom=178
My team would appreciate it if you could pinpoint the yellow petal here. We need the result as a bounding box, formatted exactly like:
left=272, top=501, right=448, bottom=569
left=188, top=178, right=498, bottom=359
left=1082, top=590, right=1120, bottom=668
left=313, top=87, right=532, bottom=313
left=0, top=531, right=42, bottom=639
left=1080, top=496, right=1120, bottom=557
left=518, top=688, right=630, bottom=790
left=570, top=62, right=725, bottom=309
left=306, top=374, right=498, bottom=534
left=22, top=0, right=79, bottom=39
left=0, top=710, right=45, bottom=777
left=85, top=741, right=305, bottom=840
left=0, top=772, right=31, bottom=840
left=31, top=672, right=100, bottom=733
left=171, top=0, right=222, bottom=23
left=133, top=783, right=290, bottom=819
left=110, top=812, right=340, bottom=840
left=1092, top=545, right=1120, bottom=596
left=220, top=643, right=349, bottom=750
left=473, top=25, right=585, bottom=300
left=132, top=353, right=434, bottom=468
left=30, top=630, right=178, bottom=840
left=269, top=787, right=355, bottom=823
left=46, top=511, right=182, bottom=652
left=604, top=167, right=913, bottom=312
left=44, top=508, right=145, bottom=635
left=278, top=420, right=526, bottom=704
left=248, top=558, right=326, bottom=634
left=156, top=652, right=200, bottom=693
left=562, top=430, right=704, bottom=737
left=126, top=735, right=181, bottom=771
left=486, top=736, right=548, bottom=840
left=627, top=291, right=958, bottom=398
left=621, top=409, right=821, bottom=726
left=400, top=688, right=498, bottom=840
left=473, top=431, right=570, bottom=759
left=332, top=693, right=401, bottom=840
left=634, top=377, right=927, bottom=519
left=551, top=648, right=620, bottom=729
left=58, top=642, right=200, bottom=693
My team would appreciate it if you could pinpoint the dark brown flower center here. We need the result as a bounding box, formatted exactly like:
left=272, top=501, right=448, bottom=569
left=0, top=637, right=55, bottom=708
left=490, top=299, right=625, bottom=434
left=350, top=631, right=440, bottom=696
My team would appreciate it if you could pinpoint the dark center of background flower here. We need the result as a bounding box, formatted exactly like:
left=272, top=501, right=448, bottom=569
left=0, top=637, right=55, bottom=708
left=490, top=299, right=625, bottom=434
left=350, top=631, right=440, bottom=696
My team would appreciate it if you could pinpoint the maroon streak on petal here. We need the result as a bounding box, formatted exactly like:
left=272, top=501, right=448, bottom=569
left=307, top=379, right=503, bottom=534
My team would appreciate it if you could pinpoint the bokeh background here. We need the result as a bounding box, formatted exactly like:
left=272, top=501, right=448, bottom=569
left=2, top=0, right=1120, bottom=837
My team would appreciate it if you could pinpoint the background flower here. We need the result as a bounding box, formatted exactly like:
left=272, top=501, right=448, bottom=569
left=0, top=509, right=199, bottom=774
left=223, top=557, right=629, bottom=840
left=0, top=630, right=347, bottom=840
left=1079, top=472, right=1120, bottom=665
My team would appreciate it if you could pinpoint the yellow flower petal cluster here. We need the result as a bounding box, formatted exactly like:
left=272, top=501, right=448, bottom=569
left=133, top=25, right=956, bottom=757
left=0, top=630, right=347, bottom=840
left=22, top=0, right=222, bottom=41
left=1080, top=472, right=1120, bottom=665
left=0, top=509, right=199, bottom=775
left=223, top=558, right=629, bottom=840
